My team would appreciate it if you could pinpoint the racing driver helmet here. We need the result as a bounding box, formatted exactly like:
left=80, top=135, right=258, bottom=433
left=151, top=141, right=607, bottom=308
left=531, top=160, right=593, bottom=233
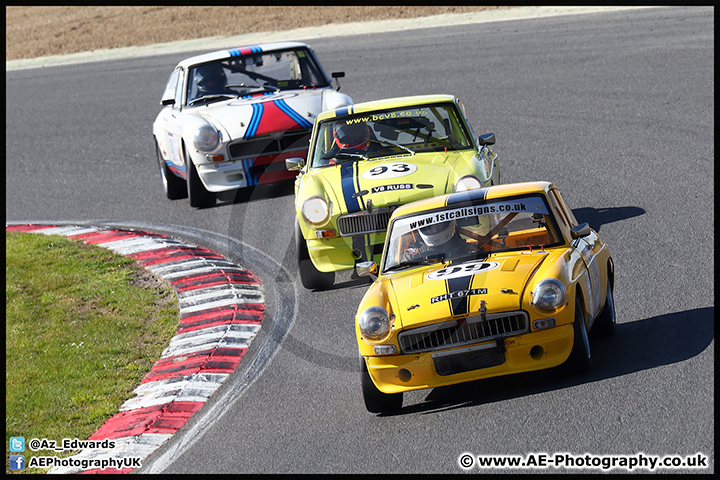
left=333, top=121, right=370, bottom=150
left=419, top=220, right=457, bottom=248
left=194, top=63, right=228, bottom=95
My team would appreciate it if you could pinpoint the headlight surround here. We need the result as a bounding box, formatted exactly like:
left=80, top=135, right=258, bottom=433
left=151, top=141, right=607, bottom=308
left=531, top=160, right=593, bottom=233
left=455, top=175, right=482, bottom=192
left=301, top=196, right=330, bottom=225
left=358, top=306, right=390, bottom=341
left=194, top=125, right=220, bottom=152
left=532, top=279, right=567, bottom=311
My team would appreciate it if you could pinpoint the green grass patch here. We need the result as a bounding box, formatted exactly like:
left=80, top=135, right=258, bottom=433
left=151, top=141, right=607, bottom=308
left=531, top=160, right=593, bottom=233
left=5, top=232, right=179, bottom=473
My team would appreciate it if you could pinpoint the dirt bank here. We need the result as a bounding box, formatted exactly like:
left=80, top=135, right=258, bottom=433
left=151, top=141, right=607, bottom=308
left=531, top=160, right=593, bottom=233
left=5, top=6, right=500, bottom=61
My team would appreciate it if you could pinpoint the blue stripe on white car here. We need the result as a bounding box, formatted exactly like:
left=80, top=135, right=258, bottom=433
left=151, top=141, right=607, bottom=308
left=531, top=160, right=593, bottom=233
left=275, top=99, right=313, bottom=129
left=245, top=103, right=264, bottom=139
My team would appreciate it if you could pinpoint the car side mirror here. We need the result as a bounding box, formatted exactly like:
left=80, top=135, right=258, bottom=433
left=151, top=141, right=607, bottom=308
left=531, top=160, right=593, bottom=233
left=160, top=97, right=175, bottom=106
left=478, top=133, right=496, bottom=146
left=331, top=71, right=345, bottom=91
left=570, top=222, right=591, bottom=239
left=356, top=261, right=378, bottom=281
left=285, top=157, right=306, bottom=171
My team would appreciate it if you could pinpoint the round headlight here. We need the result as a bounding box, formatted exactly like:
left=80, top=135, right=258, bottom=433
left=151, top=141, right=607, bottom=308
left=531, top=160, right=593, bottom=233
left=194, top=125, right=220, bottom=152
left=302, top=196, right=330, bottom=225
left=532, top=279, right=567, bottom=311
left=358, top=306, right=390, bottom=340
left=455, top=175, right=482, bottom=192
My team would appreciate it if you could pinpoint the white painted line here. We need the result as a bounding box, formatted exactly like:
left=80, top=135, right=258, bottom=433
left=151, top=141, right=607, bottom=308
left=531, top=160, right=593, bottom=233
left=167, top=324, right=261, bottom=347
left=147, top=258, right=214, bottom=274
left=120, top=386, right=219, bottom=411
left=178, top=297, right=260, bottom=314
left=33, top=226, right=101, bottom=237
left=157, top=263, right=250, bottom=279
left=177, top=283, right=263, bottom=304
left=134, top=373, right=229, bottom=396
left=161, top=324, right=260, bottom=354
left=161, top=327, right=261, bottom=359
left=99, top=237, right=194, bottom=255
left=160, top=340, right=250, bottom=360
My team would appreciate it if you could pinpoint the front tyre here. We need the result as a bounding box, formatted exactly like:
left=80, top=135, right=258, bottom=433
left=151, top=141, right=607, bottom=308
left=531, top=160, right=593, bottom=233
left=592, top=276, right=616, bottom=337
left=156, top=140, right=187, bottom=200
left=185, top=148, right=215, bottom=209
left=360, top=357, right=402, bottom=414
left=567, top=294, right=592, bottom=373
left=296, top=222, right=334, bottom=290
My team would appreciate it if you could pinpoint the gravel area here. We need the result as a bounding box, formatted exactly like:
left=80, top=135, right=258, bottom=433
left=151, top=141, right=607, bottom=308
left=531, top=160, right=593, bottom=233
left=5, top=6, right=499, bottom=61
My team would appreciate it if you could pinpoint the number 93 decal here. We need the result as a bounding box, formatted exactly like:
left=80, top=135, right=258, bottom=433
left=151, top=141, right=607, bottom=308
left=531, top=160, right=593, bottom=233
left=426, top=260, right=500, bottom=280
left=361, top=162, right=417, bottom=180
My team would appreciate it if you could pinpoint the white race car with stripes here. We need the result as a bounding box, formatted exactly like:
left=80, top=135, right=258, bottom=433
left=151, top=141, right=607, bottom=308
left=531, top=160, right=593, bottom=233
left=153, top=42, right=352, bottom=208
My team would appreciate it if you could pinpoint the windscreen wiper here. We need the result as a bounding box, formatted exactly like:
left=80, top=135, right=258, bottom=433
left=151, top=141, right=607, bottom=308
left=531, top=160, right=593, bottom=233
left=370, top=139, right=415, bottom=156
left=322, top=151, right=368, bottom=162
left=383, top=257, right=444, bottom=273
left=228, top=83, right=280, bottom=94
left=188, top=94, right=236, bottom=106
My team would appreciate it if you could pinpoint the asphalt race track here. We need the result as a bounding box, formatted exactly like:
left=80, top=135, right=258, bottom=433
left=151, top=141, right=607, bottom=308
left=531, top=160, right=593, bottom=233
left=6, top=6, right=714, bottom=474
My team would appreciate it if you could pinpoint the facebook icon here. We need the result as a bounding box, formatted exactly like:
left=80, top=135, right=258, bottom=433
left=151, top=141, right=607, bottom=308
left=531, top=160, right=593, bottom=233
left=10, top=455, right=25, bottom=470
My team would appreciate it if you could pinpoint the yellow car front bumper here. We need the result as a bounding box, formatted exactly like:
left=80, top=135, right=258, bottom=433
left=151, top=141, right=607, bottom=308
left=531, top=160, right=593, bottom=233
left=365, top=324, right=574, bottom=394
left=306, top=233, right=385, bottom=272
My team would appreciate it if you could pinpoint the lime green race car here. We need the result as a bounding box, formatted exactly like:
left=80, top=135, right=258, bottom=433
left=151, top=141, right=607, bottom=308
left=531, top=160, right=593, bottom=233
left=287, top=94, right=500, bottom=289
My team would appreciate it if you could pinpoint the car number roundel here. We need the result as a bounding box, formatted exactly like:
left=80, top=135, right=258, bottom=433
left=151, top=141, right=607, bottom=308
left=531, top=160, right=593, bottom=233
left=361, top=162, right=417, bottom=180
left=426, top=260, right=500, bottom=280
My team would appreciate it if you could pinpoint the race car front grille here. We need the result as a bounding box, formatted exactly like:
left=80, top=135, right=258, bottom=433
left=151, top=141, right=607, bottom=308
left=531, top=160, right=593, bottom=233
left=337, top=210, right=393, bottom=236
left=228, top=130, right=311, bottom=159
left=398, top=311, right=528, bottom=355
left=432, top=341, right=506, bottom=376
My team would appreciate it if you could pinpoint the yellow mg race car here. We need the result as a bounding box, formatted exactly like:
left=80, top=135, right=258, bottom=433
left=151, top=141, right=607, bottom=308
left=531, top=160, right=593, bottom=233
left=287, top=94, right=500, bottom=289
left=354, top=181, right=616, bottom=413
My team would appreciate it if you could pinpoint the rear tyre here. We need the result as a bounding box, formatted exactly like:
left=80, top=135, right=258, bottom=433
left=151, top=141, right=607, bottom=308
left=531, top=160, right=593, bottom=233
left=296, top=222, right=334, bottom=290
left=156, top=141, right=187, bottom=200
left=360, top=357, right=402, bottom=414
left=185, top=148, right=215, bottom=209
left=593, top=276, right=616, bottom=337
left=568, top=294, right=592, bottom=373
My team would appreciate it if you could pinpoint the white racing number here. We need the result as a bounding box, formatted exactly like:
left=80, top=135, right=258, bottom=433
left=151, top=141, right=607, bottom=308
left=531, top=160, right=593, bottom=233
left=361, top=162, right=417, bottom=180
left=427, top=261, right=500, bottom=280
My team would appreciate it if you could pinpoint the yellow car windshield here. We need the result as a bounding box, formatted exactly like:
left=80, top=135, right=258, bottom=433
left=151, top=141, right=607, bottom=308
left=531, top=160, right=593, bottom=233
left=310, top=103, right=473, bottom=168
left=383, top=195, right=564, bottom=272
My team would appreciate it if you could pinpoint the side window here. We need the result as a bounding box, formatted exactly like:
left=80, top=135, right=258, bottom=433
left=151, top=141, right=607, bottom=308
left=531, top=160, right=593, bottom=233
left=557, top=192, right=579, bottom=226
left=551, top=188, right=578, bottom=227
left=297, top=49, right=327, bottom=86
left=445, top=106, right=472, bottom=148
left=456, top=99, right=476, bottom=141
left=310, top=121, right=335, bottom=168
left=174, top=68, right=185, bottom=107
left=548, top=189, right=571, bottom=238
left=160, top=68, right=180, bottom=105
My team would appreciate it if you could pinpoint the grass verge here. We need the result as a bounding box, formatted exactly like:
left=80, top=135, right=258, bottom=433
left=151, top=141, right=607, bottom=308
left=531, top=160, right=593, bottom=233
left=5, top=232, right=179, bottom=474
